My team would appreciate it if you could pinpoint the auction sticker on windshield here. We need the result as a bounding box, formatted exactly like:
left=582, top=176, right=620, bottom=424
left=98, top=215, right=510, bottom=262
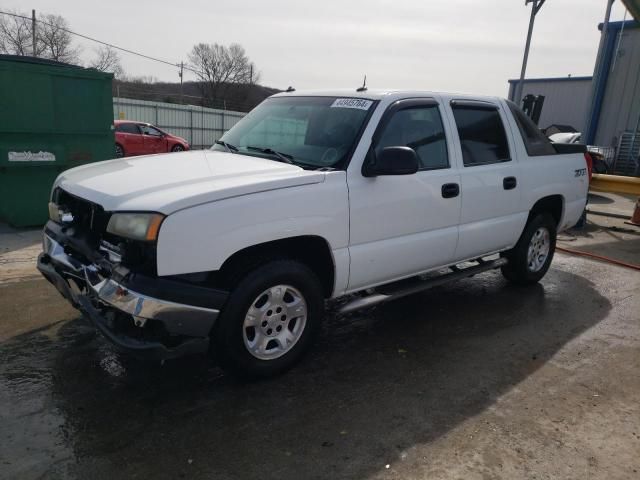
left=331, top=98, right=373, bottom=110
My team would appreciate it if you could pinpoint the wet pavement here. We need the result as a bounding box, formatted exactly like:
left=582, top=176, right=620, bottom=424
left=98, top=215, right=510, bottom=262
left=1, top=252, right=639, bottom=479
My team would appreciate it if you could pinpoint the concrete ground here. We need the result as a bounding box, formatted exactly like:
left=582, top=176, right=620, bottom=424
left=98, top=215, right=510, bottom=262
left=574, top=192, right=640, bottom=266
left=0, top=196, right=639, bottom=480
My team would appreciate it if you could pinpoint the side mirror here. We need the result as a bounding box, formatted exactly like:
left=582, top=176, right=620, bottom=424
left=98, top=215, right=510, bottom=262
left=364, top=146, right=419, bottom=177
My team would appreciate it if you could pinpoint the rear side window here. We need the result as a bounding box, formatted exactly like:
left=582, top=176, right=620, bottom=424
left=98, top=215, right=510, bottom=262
left=451, top=104, right=510, bottom=166
left=507, top=101, right=557, bottom=156
left=116, top=123, right=140, bottom=134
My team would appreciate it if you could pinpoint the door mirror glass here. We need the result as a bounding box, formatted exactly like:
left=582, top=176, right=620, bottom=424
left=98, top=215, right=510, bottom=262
left=366, top=146, right=419, bottom=176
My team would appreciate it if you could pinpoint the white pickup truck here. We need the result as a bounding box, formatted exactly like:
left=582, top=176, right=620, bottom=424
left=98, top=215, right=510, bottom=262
left=38, top=89, right=589, bottom=377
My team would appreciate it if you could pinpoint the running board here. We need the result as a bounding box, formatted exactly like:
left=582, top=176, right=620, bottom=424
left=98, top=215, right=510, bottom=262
left=337, top=257, right=508, bottom=315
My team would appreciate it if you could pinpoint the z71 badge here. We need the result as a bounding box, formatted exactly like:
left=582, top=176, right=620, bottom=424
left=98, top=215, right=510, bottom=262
left=575, top=168, right=587, bottom=177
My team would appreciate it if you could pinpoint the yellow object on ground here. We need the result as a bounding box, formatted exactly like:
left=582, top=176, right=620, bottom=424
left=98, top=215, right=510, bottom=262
left=590, top=174, right=640, bottom=195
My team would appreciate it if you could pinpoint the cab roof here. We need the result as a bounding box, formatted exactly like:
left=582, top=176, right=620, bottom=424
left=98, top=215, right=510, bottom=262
left=271, top=89, right=504, bottom=104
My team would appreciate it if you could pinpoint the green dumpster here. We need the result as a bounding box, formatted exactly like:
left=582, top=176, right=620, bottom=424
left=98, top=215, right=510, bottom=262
left=0, top=55, right=114, bottom=227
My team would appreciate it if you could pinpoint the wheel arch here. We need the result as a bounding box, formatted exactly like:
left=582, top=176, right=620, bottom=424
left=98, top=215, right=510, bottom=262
left=218, top=235, right=336, bottom=298
left=528, top=194, right=564, bottom=227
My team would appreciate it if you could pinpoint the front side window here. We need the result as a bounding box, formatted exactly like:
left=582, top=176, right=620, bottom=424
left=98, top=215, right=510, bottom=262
left=116, top=123, right=140, bottom=134
left=212, top=96, right=375, bottom=169
left=375, top=105, right=449, bottom=170
left=451, top=105, right=510, bottom=166
left=140, top=125, right=163, bottom=136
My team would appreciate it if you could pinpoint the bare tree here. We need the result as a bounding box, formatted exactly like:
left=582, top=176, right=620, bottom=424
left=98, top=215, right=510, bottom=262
left=37, top=13, right=80, bottom=63
left=0, top=10, right=80, bottom=63
left=188, top=43, right=259, bottom=107
left=89, top=45, right=124, bottom=78
left=0, top=10, right=42, bottom=56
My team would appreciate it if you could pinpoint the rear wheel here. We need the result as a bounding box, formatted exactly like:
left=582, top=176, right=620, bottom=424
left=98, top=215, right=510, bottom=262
left=115, top=143, right=124, bottom=158
left=212, top=260, right=324, bottom=378
left=171, top=144, right=185, bottom=152
left=501, top=213, right=557, bottom=285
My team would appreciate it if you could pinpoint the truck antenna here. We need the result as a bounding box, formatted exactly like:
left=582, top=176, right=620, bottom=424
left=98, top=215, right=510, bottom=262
left=356, top=75, right=367, bottom=92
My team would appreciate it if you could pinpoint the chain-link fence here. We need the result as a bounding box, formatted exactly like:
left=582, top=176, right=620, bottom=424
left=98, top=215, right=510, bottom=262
left=587, top=145, right=616, bottom=172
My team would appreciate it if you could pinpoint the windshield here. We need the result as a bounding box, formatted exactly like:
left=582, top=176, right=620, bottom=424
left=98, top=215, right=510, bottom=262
left=211, top=96, right=376, bottom=169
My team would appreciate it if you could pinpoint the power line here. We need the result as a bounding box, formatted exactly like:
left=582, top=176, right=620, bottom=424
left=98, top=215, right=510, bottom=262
left=0, top=9, right=205, bottom=76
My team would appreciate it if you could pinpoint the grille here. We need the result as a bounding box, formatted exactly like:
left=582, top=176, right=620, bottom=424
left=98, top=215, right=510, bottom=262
left=52, top=188, right=157, bottom=276
left=52, top=188, right=111, bottom=241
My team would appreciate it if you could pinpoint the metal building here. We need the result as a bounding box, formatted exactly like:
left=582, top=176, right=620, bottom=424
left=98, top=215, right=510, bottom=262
left=585, top=20, right=640, bottom=175
left=507, top=76, right=593, bottom=131
left=508, top=19, right=640, bottom=175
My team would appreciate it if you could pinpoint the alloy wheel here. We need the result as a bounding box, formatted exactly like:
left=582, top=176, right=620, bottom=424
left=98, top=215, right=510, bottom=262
left=242, top=285, right=308, bottom=360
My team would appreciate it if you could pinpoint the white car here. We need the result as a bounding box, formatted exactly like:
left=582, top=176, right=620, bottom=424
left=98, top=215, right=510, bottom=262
left=549, top=132, right=582, bottom=144
left=38, top=90, right=589, bottom=377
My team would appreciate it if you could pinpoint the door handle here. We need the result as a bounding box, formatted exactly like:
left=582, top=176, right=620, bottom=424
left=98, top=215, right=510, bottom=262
left=503, top=176, right=517, bottom=190
left=441, top=183, right=460, bottom=198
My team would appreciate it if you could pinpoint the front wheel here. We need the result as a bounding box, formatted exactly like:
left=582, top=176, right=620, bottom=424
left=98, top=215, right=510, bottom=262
left=171, top=144, right=185, bottom=152
left=501, top=213, right=557, bottom=285
left=212, top=260, right=324, bottom=378
left=115, top=143, right=124, bottom=158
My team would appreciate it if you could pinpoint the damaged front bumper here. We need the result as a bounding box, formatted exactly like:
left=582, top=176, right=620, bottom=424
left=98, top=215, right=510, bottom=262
left=37, top=223, right=228, bottom=360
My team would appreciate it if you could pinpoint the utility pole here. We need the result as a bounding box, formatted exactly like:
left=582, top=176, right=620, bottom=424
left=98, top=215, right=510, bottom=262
left=31, top=9, right=36, bottom=57
left=515, top=0, right=546, bottom=106
left=179, top=61, right=184, bottom=105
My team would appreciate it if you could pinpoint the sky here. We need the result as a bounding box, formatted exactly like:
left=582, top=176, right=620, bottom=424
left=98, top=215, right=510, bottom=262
left=2, top=0, right=631, bottom=96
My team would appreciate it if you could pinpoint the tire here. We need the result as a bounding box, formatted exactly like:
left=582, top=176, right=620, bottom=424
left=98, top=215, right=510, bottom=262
left=171, top=144, right=185, bottom=152
left=212, top=260, right=324, bottom=378
left=115, top=143, right=124, bottom=158
left=501, top=213, right=557, bottom=285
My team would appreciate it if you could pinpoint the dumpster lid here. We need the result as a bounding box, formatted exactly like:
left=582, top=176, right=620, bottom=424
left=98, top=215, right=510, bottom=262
left=0, top=54, right=85, bottom=70
left=0, top=54, right=113, bottom=79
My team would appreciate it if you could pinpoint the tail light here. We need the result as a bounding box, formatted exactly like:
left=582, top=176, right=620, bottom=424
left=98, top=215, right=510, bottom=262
left=584, top=152, right=593, bottom=182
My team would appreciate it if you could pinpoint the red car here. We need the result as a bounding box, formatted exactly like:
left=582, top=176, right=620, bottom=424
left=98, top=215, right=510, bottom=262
left=114, top=120, right=189, bottom=158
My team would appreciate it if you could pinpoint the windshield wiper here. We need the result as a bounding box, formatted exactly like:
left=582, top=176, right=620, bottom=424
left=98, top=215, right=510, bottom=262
left=215, top=140, right=238, bottom=153
left=246, top=146, right=294, bottom=164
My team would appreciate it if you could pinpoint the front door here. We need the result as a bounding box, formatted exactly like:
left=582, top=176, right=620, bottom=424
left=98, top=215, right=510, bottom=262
left=140, top=125, right=167, bottom=154
left=347, top=98, right=461, bottom=291
left=445, top=99, right=524, bottom=261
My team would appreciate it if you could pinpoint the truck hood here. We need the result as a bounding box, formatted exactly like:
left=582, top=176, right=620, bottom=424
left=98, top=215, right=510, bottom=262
left=55, top=150, right=326, bottom=214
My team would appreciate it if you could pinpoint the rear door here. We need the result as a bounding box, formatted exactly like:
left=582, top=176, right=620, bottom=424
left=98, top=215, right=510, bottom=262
left=116, top=122, right=144, bottom=156
left=445, top=99, right=524, bottom=261
left=140, top=125, right=167, bottom=153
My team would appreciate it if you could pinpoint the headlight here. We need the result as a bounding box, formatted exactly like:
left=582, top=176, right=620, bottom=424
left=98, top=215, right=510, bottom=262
left=48, top=202, right=61, bottom=222
left=48, top=202, right=73, bottom=223
left=106, top=213, right=165, bottom=241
